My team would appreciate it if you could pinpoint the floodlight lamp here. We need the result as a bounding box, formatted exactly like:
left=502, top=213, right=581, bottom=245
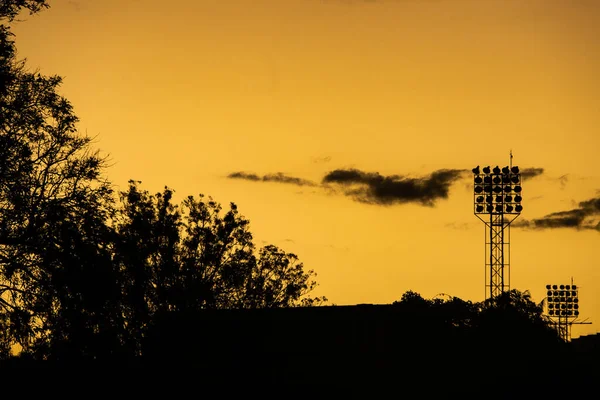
left=472, top=166, right=480, bottom=174
left=515, top=205, right=523, bottom=212
left=484, top=176, right=492, bottom=184
left=566, top=285, right=571, bottom=290
left=514, top=185, right=522, bottom=193
left=495, top=205, right=503, bottom=212
left=493, top=186, right=502, bottom=193
left=549, top=310, right=554, bottom=316
left=493, top=166, right=501, bottom=174
left=574, top=304, right=579, bottom=310
left=475, top=186, right=483, bottom=193
left=504, top=185, right=511, bottom=192
left=502, top=175, right=510, bottom=184
left=505, top=195, right=513, bottom=202
left=476, top=196, right=484, bottom=203
left=567, top=310, right=573, bottom=316
left=547, top=290, right=552, bottom=296
left=506, top=205, right=514, bottom=212
left=476, top=205, right=484, bottom=213
left=560, top=285, right=564, bottom=289
left=552, top=285, right=558, bottom=290
left=486, top=205, right=494, bottom=212
left=511, top=176, right=520, bottom=184
left=572, top=285, right=577, bottom=290
left=502, top=166, right=510, bottom=174
left=493, top=176, right=501, bottom=184
left=575, top=311, right=580, bottom=316
left=483, top=166, right=491, bottom=174
left=495, top=195, right=503, bottom=202
left=574, top=298, right=579, bottom=303
left=546, top=284, right=551, bottom=289
left=571, top=291, right=576, bottom=296
left=486, top=196, right=493, bottom=203
left=475, top=176, right=483, bottom=184
left=511, top=166, right=519, bottom=174
left=515, top=195, right=522, bottom=203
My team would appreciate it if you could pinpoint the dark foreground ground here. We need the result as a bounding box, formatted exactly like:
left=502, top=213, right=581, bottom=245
left=1, top=305, right=598, bottom=397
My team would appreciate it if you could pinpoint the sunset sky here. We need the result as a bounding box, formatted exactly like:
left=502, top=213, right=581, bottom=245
left=10, top=0, right=600, bottom=337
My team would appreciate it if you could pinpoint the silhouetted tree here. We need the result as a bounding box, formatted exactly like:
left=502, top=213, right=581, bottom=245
left=112, top=182, right=181, bottom=355
left=113, top=181, right=327, bottom=354
left=0, top=1, right=123, bottom=360
left=0, top=11, right=326, bottom=355
left=0, top=2, right=48, bottom=94
left=473, top=289, right=562, bottom=350
left=242, top=244, right=324, bottom=308
left=0, top=0, right=48, bottom=22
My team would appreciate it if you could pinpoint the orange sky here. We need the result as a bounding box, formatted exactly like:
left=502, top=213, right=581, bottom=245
left=10, top=0, right=600, bottom=337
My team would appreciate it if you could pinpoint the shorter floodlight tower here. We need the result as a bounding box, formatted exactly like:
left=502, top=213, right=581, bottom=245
left=472, top=164, right=522, bottom=300
left=545, top=283, right=581, bottom=342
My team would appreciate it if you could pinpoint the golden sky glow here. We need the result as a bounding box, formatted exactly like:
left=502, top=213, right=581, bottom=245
left=10, top=0, right=600, bottom=337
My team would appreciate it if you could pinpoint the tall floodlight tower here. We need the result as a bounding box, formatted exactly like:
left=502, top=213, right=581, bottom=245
left=472, top=163, right=522, bottom=299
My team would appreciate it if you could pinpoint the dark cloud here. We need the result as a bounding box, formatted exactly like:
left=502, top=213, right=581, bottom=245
left=263, top=173, right=317, bottom=186
left=228, top=172, right=317, bottom=187
left=520, top=167, right=544, bottom=180
left=322, top=168, right=465, bottom=206
left=515, top=197, right=600, bottom=231
left=228, top=171, right=261, bottom=181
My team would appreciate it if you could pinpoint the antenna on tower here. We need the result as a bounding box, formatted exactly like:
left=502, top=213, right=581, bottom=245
left=510, top=150, right=513, bottom=168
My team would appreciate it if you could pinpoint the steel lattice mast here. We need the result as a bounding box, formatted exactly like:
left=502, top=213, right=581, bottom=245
left=472, top=159, right=522, bottom=300
left=486, top=213, right=511, bottom=298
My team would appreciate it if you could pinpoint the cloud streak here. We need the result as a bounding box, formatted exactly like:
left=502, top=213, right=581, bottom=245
left=520, top=167, right=544, bottom=180
left=322, top=168, right=465, bottom=206
left=228, top=172, right=317, bottom=187
left=228, top=166, right=548, bottom=208
left=515, top=197, right=600, bottom=231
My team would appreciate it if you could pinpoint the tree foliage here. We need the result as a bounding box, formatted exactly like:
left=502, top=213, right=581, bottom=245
left=0, top=1, right=121, bottom=359
left=113, top=181, right=327, bottom=354
left=0, top=1, right=326, bottom=361
left=0, top=0, right=48, bottom=22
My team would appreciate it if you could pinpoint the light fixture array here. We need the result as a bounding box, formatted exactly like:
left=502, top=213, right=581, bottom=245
left=546, top=284, right=579, bottom=317
left=473, top=165, right=522, bottom=214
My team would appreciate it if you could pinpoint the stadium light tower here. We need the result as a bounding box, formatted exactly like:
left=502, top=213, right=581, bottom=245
left=544, top=283, right=580, bottom=341
left=472, top=159, right=522, bottom=300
